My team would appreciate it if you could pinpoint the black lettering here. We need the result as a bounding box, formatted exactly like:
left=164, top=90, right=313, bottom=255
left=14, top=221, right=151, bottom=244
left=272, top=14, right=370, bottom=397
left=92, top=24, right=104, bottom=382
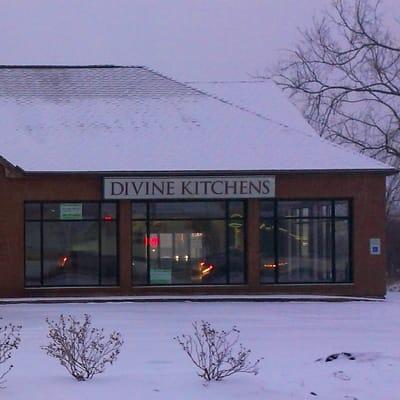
left=225, top=180, right=238, bottom=195
left=200, top=180, right=211, bottom=195
left=152, top=181, right=165, bottom=195
left=211, top=181, right=223, bottom=195
left=167, top=181, right=175, bottom=195
left=130, top=181, right=144, bottom=195
left=182, top=181, right=193, bottom=195
left=111, top=182, right=124, bottom=196
left=249, top=181, right=262, bottom=195
left=239, top=180, right=249, bottom=195
left=262, top=180, right=270, bottom=194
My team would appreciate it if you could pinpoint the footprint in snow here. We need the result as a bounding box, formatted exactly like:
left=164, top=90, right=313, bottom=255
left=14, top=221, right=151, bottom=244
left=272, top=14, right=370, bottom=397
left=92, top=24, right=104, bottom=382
left=333, top=370, right=351, bottom=381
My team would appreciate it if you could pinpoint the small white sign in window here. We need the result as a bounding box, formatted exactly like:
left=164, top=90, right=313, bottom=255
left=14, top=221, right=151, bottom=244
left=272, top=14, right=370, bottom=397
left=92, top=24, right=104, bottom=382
left=370, top=238, right=381, bottom=255
left=60, top=203, right=83, bottom=220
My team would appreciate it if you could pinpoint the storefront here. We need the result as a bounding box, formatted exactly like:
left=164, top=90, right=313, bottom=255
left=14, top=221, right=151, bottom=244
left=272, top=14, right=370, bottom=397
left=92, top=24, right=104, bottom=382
left=0, top=66, right=394, bottom=298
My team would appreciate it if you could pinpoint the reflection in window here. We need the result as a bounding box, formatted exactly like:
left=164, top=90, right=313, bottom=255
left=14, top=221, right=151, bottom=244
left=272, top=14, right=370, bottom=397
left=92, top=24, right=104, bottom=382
left=132, top=221, right=148, bottom=285
left=43, top=221, right=99, bottom=286
left=260, top=200, right=351, bottom=284
left=335, top=220, right=350, bottom=282
left=278, top=219, right=332, bottom=283
left=131, top=201, right=246, bottom=285
left=149, top=220, right=226, bottom=285
left=259, top=219, right=275, bottom=283
left=25, top=222, right=41, bottom=286
left=229, top=219, right=245, bottom=283
left=24, top=202, right=118, bottom=287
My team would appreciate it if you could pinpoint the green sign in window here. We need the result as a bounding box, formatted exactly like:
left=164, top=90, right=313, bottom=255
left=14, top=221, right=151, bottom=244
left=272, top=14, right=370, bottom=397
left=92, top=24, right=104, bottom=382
left=60, top=203, right=83, bottom=220
left=150, top=268, right=172, bottom=284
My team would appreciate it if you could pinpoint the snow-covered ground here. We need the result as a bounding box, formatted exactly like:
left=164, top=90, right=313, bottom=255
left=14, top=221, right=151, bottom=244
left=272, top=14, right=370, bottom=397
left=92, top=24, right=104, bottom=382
left=1, top=294, right=400, bottom=399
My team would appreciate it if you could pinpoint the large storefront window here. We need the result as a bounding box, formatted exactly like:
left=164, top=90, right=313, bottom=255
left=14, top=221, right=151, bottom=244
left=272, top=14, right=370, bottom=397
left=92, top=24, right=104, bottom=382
left=25, top=202, right=118, bottom=287
left=260, top=200, right=351, bottom=283
left=131, top=201, right=246, bottom=285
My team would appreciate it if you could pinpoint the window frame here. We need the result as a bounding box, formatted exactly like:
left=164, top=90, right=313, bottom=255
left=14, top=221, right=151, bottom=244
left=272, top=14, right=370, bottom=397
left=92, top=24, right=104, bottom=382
left=260, top=198, right=353, bottom=284
left=131, top=199, right=248, bottom=286
left=24, top=201, right=119, bottom=288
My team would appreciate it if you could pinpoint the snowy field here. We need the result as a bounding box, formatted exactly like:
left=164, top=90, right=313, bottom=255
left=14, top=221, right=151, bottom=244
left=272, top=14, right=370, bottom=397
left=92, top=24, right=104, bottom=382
left=1, top=295, right=400, bottom=400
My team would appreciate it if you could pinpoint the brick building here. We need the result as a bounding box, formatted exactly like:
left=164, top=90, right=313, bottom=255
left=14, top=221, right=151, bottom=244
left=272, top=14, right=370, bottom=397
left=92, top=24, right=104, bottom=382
left=0, top=66, right=394, bottom=298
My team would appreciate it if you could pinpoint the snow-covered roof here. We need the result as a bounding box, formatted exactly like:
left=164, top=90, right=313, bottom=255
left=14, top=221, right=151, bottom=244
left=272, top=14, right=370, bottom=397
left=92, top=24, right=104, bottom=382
left=187, top=80, right=317, bottom=137
left=0, top=65, right=394, bottom=173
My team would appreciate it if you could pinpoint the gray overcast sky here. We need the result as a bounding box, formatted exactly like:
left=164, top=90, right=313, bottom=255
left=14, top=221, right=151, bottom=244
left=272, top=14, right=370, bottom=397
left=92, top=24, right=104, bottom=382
left=0, top=0, right=398, bottom=81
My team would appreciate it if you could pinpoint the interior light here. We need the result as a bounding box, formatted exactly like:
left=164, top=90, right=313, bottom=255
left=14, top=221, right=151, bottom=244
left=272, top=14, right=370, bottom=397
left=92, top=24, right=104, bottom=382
left=201, top=264, right=214, bottom=276
left=144, top=236, right=160, bottom=247
left=58, top=255, right=69, bottom=268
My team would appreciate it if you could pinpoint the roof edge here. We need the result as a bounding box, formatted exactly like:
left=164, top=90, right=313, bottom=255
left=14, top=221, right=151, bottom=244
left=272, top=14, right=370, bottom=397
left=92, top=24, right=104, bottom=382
left=0, top=156, right=24, bottom=177
left=20, top=168, right=398, bottom=176
left=0, top=65, right=146, bottom=69
left=0, top=155, right=17, bottom=170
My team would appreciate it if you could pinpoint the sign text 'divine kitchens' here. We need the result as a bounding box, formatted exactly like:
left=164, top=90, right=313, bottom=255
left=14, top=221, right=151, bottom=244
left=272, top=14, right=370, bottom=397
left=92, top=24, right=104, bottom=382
left=103, top=176, right=275, bottom=200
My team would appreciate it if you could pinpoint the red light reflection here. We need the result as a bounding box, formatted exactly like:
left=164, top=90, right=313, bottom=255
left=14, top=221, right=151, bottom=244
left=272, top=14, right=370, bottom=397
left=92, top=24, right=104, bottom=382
left=144, top=236, right=160, bottom=247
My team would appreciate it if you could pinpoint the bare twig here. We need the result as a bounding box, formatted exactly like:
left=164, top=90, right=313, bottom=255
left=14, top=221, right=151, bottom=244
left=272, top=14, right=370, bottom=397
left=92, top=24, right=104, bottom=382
left=41, top=314, right=123, bottom=381
left=0, top=319, right=21, bottom=388
left=269, top=0, right=400, bottom=213
left=174, top=321, right=262, bottom=381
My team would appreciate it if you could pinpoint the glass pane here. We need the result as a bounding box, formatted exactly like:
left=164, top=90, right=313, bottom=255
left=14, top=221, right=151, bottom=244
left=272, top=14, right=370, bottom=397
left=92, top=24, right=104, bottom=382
left=149, top=220, right=226, bottom=284
left=43, top=203, right=98, bottom=220
left=335, top=201, right=349, bottom=217
left=278, top=201, right=332, bottom=218
left=335, top=220, right=350, bottom=282
left=278, top=219, right=332, bottom=283
left=42, top=221, right=99, bottom=286
left=260, top=219, right=275, bottom=283
left=82, top=203, right=99, bottom=219
left=43, top=203, right=59, bottom=220
left=132, top=221, right=148, bottom=285
left=229, top=220, right=245, bottom=283
left=101, top=222, right=118, bottom=285
left=25, top=203, right=41, bottom=220
left=101, top=203, right=117, bottom=220
left=132, top=202, right=147, bottom=219
left=25, top=222, right=41, bottom=286
left=229, top=201, right=244, bottom=219
left=260, top=201, right=274, bottom=218
left=149, top=202, right=226, bottom=219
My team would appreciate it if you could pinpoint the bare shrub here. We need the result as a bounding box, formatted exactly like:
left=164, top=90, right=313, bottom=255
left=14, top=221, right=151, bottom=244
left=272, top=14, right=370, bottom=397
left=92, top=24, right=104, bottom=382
left=174, top=320, right=262, bottom=381
left=42, top=314, right=123, bottom=381
left=0, top=319, right=21, bottom=388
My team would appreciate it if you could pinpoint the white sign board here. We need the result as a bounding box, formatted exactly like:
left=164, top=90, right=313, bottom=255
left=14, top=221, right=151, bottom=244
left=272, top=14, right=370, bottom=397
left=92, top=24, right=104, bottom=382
left=370, top=238, right=381, bottom=255
left=103, top=176, right=275, bottom=200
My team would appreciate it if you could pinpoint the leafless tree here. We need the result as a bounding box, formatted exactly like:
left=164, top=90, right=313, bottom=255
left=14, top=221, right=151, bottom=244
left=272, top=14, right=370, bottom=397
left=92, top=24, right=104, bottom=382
left=42, top=314, right=123, bottom=381
left=270, top=0, right=400, bottom=211
left=0, top=319, right=21, bottom=388
left=174, top=320, right=262, bottom=381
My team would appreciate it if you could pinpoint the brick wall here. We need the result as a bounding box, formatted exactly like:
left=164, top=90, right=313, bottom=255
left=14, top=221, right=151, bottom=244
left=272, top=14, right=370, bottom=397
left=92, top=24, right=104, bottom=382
left=0, top=168, right=388, bottom=298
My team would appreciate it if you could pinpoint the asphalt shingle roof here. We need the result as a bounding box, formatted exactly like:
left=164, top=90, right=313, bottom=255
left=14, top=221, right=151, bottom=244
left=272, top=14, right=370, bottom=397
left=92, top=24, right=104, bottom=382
left=0, top=65, right=394, bottom=173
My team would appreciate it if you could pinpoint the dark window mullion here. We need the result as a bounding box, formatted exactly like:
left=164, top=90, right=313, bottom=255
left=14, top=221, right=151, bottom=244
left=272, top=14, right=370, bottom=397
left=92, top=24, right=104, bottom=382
left=331, top=200, right=336, bottom=283
left=146, top=203, right=151, bottom=285
left=243, top=200, right=248, bottom=284
left=349, top=199, right=353, bottom=282
left=273, top=199, right=279, bottom=283
left=98, top=204, right=102, bottom=286
left=40, top=203, right=44, bottom=286
left=226, top=200, right=230, bottom=285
